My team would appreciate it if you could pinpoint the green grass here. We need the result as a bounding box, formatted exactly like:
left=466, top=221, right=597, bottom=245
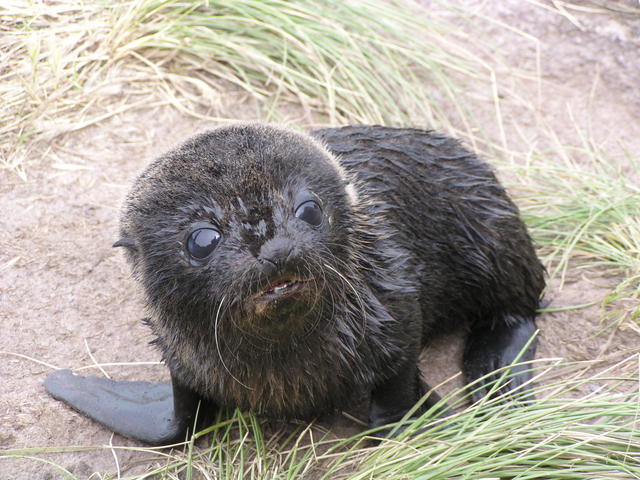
left=1, top=0, right=488, bottom=177
left=3, top=359, right=638, bottom=479
left=510, top=136, right=640, bottom=330
left=113, top=0, right=480, bottom=123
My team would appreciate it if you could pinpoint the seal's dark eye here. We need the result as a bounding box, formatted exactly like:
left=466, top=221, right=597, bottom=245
left=295, top=200, right=323, bottom=226
left=187, top=228, right=221, bottom=259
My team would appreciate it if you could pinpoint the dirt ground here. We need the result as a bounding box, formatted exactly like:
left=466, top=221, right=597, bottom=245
left=1, top=1, right=639, bottom=478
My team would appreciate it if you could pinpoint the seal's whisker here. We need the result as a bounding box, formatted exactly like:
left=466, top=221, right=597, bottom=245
left=214, top=295, right=253, bottom=390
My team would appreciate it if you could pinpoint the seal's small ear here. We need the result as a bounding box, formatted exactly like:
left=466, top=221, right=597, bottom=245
left=113, top=237, right=136, bottom=249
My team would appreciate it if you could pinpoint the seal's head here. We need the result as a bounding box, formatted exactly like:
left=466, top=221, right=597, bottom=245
left=117, top=124, right=361, bottom=345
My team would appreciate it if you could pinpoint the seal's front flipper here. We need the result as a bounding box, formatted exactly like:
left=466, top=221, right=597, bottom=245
left=44, top=369, right=209, bottom=445
left=368, top=362, right=446, bottom=438
left=463, top=316, right=537, bottom=403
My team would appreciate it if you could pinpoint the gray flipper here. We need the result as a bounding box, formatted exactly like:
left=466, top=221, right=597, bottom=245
left=463, top=316, right=537, bottom=403
left=45, top=369, right=207, bottom=445
left=369, top=360, right=449, bottom=438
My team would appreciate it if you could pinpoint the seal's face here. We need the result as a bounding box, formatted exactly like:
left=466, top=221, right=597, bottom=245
left=121, top=124, right=359, bottom=345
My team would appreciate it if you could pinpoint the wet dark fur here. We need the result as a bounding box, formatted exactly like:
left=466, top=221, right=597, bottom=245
left=120, top=124, right=545, bottom=420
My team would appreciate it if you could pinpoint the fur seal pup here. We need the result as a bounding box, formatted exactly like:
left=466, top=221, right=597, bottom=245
left=45, top=124, right=545, bottom=445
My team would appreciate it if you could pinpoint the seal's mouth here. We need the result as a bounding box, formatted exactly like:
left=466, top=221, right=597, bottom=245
left=256, top=276, right=310, bottom=301
left=251, top=275, right=313, bottom=304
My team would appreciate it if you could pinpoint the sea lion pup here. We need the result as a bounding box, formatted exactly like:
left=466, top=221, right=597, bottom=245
left=45, top=124, right=545, bottom=445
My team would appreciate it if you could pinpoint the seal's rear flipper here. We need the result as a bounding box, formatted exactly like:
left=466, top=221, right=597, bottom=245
left=463, top=316, right=537, bottom=404
left=44, top=369, right=206, bottom=445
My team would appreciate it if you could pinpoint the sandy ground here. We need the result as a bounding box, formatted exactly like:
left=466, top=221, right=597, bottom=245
left=1, top=1, right=639, bottom=478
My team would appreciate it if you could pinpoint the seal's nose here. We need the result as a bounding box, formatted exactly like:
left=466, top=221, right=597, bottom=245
left=258, top=237, right=295, bottom=275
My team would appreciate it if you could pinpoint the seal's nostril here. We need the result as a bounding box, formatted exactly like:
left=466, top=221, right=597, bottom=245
left=258, top=257, right=278, bottom=275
